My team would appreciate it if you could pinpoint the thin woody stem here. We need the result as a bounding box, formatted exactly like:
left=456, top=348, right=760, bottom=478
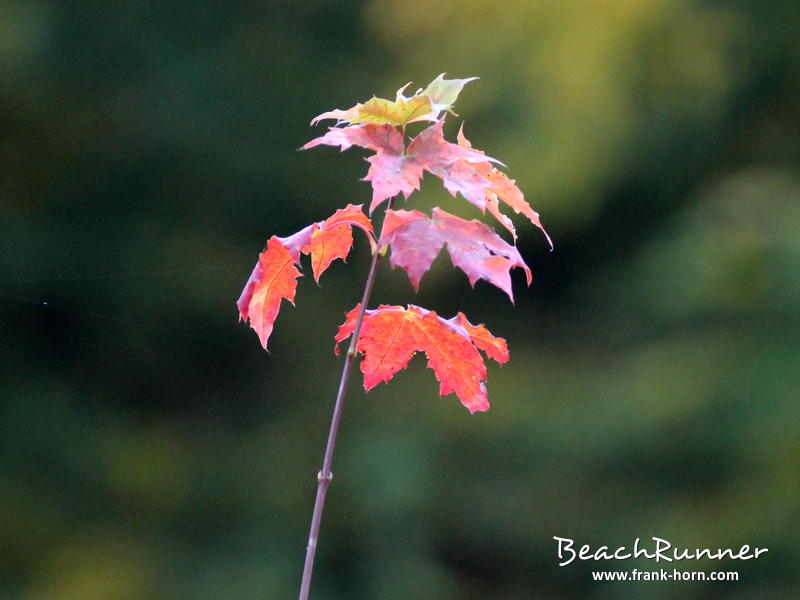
left=298, top=197, right=395, bottom=600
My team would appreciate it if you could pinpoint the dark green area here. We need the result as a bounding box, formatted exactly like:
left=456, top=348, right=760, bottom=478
left=1, top=1, right=798, bottom=598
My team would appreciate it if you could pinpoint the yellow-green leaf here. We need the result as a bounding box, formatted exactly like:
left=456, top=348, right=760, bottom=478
left=421, top=73, right=478, bottom=113
left=350, top=94, right=433, bottom=126
left=309, top=74, right=477, bottom=127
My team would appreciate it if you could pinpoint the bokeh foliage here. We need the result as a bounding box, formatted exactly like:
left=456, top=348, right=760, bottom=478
left=1, top=1, right=798, bottom=598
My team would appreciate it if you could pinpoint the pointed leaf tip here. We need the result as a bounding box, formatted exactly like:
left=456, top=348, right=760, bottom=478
left=422, top=74, right=479, bottom=113
left=446, top=126, right=552, bottom=247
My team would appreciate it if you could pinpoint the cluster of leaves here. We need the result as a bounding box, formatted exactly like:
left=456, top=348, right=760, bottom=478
left=238, top=75, right=549, bottom=412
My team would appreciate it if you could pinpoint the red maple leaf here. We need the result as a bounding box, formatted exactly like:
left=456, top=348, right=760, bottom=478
left=334, top=304, right=508, bottom=413
left=238, top=205, right=374, bottom=349
left=237, top=237, right=301, bottom=350
left=279, top=203, right=375, bottom=281
left=380, top=207, right=531, bottom=301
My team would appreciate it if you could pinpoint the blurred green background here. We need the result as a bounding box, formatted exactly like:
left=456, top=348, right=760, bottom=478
left=1, top=1, right=799, bottom=598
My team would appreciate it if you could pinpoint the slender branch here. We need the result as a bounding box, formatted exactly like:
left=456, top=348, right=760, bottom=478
left=298, top=198, right=395, bottom=600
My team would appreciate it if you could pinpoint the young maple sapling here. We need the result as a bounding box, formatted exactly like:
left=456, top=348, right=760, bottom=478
left=236, top=74, right=550, bottom=599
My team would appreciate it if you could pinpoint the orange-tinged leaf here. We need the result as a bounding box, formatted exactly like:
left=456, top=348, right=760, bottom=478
left=238, top=205, right=374, bottom=348
left=380, top=207, right=531, bottom=301
left=237, top=237, right=301, bottom=350
left=277, top=203, right=375, bottom=282
left=335, top=304, right=508, bottom=413
left=338, top=304, right=422, bottom=389
left=305, top=204, right=376, bottom=281
left=319, top=202, right=375, bottom=235
left=308, top=224, right=353, bottom=283
left=448, top=312, right=509, bottom=364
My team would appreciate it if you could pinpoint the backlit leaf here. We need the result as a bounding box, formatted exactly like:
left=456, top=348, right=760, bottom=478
left=380, top=207, right=531, bottom=301
left=420, top=73, right=479, bottom=115
left=335, top=304, right=508, bottom=413
left=237, top=237, right=302, bottom=350
left=310, top=74, right=476, bottom=127
left=238, top=205, right=374, bottom=348
left=304, top=119, right=491, bottom=212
